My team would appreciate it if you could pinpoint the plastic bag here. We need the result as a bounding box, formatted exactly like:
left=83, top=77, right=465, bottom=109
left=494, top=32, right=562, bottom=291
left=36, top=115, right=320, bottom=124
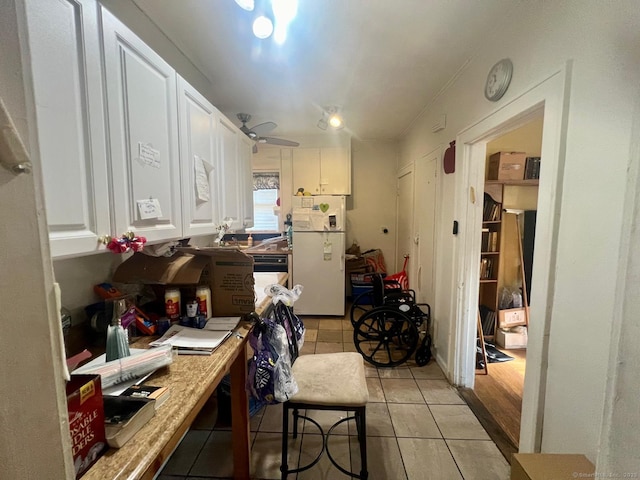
left=499, top=285, right=523, bottom=309
left=246, top=285, right=306, bottom=404
left=246, top=318, right=298, bottom=404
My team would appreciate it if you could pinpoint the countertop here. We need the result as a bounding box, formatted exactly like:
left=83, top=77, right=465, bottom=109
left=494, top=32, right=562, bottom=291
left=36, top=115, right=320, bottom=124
left=82, top=272, right=288, bottom=480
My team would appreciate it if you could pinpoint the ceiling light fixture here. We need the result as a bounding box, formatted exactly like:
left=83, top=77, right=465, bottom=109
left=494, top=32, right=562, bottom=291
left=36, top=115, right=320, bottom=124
left=317, top=106, right=344, bottom=131
left=252, top=15, right=274, bottom=39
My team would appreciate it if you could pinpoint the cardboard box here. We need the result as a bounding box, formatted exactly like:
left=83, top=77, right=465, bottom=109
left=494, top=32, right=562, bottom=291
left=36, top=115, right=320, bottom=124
left=113, top=248, right=255, bottom=317
left=496, top=327, right=528, bottom=349
left=511, top=453, right=594, bottom=480
left=66, top=374, right=107, bottom=478
left=488, top=151, right=527, bottom=180
left=498, top=307, right=527, bottom=328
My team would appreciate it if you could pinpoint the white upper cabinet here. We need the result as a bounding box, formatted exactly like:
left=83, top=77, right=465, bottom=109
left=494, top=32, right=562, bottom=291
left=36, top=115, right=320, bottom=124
left=292, top=146, right=351, bottom=195
left=101, top=7, right=182, bottom=243
left=24, top=0, right=111, bottom=258
left=177, top=76, right=220, bottom=237
left=217, top=115, right=242, bottom=230
left=239, top=135, right=255, bottom=229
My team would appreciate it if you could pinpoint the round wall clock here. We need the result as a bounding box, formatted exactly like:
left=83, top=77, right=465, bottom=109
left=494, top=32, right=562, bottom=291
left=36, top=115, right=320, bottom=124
left=484, top=58, right=513, bottom=102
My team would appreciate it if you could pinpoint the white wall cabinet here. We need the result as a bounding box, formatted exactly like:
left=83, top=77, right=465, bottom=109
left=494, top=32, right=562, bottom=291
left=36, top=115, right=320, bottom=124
left=239, top=135, right=255, bottom=229
left=218, top=115, right=254, bottom=231
left=25, top=0, right=111, bottom=258
left=177, top=76, right=221, bottom=237
left=25, top=4, right=253, bottom=258
left=292, top=147, right=351, bottom=195
left=101, top=7, right=183, bottom=243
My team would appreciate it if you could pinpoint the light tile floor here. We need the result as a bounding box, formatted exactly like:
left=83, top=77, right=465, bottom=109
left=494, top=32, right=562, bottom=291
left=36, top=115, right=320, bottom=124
left=158, top=316, right=510, bottom=480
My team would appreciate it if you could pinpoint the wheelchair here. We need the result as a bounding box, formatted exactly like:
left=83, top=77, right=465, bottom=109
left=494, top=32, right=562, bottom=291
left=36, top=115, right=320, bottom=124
left=350, top=273, right=432, bottom=368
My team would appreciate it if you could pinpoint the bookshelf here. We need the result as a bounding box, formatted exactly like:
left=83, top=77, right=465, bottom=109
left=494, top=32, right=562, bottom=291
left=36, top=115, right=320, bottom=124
left=479, top=179, right=540, bottom=340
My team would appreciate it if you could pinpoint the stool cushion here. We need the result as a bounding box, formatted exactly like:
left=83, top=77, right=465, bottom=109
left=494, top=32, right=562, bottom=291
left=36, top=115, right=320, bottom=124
left=290, top=352, right=369, bottom=407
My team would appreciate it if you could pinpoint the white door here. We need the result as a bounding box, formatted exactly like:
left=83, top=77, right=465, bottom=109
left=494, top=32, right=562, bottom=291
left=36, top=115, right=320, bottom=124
left=101, top=7, right=182, bottom=242
left=292, top=232, right=345, bottom=315
left=177, top=76, right=220, bottom=237
left=396, top=165, right=415, bottom=277
left=218, top=115, right=242, bottom=230
left=414, top=153, right=438, bottom=305
left=26, top=0, right=111, bottom=258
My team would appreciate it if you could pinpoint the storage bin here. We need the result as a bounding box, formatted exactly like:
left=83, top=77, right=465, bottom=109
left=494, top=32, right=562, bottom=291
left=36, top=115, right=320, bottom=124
left=488, top=151, right=526, bottom=180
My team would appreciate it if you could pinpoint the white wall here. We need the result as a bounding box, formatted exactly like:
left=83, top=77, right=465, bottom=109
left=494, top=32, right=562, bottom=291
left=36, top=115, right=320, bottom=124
left=400, top=0, right=640, bottom=464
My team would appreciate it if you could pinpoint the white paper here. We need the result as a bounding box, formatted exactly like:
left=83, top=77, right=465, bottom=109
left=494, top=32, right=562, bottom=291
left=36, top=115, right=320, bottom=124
left=204, top=317, right=240, bottom=331
left=149, top=324, right=231, bottom=350
left=309, top=211, right=327, bottom=231
left=137, top=198, right=163, bottom=219
left=301, top=197, right=314, bottom=208
left=138, top=142, right=160, bottom=168
left=194, top=155, right=212, bottom=203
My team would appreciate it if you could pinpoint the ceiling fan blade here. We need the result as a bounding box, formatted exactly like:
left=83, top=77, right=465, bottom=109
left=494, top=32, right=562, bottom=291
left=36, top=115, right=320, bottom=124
left=250, top=121, right=277, bottom=136
left=262, top=136, right=300, bottom=147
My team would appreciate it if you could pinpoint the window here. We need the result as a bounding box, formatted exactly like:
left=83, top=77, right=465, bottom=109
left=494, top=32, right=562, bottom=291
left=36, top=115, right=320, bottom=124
left=249, top=172, right=280, bottom=232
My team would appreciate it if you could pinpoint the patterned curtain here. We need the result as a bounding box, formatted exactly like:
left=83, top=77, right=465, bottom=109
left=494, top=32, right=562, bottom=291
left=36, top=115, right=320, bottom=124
left=253, top=172, right=280, bottom=191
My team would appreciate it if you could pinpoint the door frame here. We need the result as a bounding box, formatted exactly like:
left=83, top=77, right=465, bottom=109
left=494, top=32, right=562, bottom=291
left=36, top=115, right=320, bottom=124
left=452, top=62, right=572, bottom=452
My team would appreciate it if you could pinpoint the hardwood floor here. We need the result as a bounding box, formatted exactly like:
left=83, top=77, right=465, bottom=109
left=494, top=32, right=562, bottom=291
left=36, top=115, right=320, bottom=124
left=473, top=347, right=526, bottom=448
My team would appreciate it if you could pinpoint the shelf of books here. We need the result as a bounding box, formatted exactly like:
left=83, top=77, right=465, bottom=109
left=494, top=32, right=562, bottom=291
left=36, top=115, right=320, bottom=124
left=479, top=187, right=503, bottom=340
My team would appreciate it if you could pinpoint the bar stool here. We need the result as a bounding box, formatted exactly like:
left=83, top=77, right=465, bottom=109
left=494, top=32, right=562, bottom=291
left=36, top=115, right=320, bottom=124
left=280, top=352, right=369, bottom=479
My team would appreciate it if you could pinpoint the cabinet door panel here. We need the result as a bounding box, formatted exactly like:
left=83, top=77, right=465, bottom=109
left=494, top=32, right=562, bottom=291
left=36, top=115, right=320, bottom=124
left=320, top=147, right=351, bottom=195
left=292, top=148, right=321, bottom=194
left=239, top=135, right=254, bottom=228
left=26, top=0, right=110, bottom=257
left=101, top=7, right=182, bottom=242
left=177, top=76, right=220, bottom=236
left=218, top=116, right=242, bottom=230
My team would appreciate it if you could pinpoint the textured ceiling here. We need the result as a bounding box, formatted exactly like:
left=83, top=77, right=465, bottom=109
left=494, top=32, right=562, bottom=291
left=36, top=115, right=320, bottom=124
left=133, top=0, right=515, bottom=141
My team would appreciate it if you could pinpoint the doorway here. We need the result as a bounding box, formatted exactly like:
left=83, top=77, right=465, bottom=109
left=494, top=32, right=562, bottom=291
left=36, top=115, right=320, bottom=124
left=452, top=63, right=571, bottom=453
left=474, top=117, right=543, bottom=449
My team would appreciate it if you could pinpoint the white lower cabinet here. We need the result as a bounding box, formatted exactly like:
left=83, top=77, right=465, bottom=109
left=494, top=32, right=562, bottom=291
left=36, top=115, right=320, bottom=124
left=101, top=7, right=183, bottom=243
left=24, top=0, right=111, bottom=258
left=177, top=76, right=221, bottom=237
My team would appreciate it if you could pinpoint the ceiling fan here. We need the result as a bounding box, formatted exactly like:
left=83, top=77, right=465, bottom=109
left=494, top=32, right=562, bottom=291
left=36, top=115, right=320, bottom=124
left=237, top=113, right=300, bottom=153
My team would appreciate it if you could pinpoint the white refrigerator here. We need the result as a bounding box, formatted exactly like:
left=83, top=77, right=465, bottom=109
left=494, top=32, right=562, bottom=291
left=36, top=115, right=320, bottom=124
left=291, top=195, right=346, bottom=316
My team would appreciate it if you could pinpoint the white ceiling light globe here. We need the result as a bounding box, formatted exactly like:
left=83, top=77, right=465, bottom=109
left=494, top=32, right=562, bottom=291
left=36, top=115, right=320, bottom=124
left=253, top=16, right=274, bottom=39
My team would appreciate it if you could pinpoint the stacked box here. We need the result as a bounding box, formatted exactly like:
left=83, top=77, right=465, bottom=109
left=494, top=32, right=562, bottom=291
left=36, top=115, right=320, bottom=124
left=487, top=152, right=526, bottom=180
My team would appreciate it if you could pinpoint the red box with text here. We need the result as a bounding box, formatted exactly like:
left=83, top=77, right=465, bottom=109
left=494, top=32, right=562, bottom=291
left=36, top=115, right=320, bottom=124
left=66, top=374, right=107, bottom=478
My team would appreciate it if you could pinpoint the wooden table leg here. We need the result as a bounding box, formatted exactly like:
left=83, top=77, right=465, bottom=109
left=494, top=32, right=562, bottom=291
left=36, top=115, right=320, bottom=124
left=230, top=344, right=251, bottom=479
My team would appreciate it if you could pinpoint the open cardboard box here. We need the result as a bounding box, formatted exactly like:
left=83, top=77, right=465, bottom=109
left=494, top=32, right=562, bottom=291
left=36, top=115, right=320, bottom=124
left=113, top=247, right=255, bottom=317
left=511, top=453, right=594, bottom=480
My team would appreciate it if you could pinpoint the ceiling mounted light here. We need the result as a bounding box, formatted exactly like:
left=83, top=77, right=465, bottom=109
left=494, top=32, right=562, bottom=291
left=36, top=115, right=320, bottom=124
left=253, top=16, right=274, bottom=39
left=234, top=0, right=254, bottom=11
left=326, top=106, right=344, bottom=130
left=317, top=116, right=328, bottom=130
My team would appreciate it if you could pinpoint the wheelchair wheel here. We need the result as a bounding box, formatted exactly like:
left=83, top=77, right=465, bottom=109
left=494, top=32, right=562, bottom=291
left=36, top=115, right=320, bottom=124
left=349, top=290, right=376, bottom=326
left=414, top=333, right=432, bottom=366
left=353, top=306, right=419, bottom=367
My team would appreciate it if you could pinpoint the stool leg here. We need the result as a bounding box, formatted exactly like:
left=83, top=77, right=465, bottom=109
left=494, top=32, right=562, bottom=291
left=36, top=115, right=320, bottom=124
left=281, top=402, right=290, bottom=480
left=358, top=407, right=368, bottom=480
left=292, top=407, right=299, bottom=439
